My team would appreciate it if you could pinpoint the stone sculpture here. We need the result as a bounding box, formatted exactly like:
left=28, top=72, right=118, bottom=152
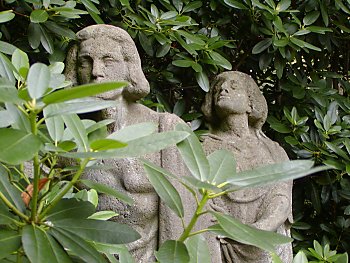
left=201, top=71, right=293, bottom=263
left=64, top=24, right=195, bottom=262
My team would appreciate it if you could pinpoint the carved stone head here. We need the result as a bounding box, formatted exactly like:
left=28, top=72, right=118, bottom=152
left=65, top=24, right=150, bottom=101
left=202, top=71, right=267, bottom=130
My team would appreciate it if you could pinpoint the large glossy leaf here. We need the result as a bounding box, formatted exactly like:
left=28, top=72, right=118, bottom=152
left=195, top=71, right=209, bottom=92
left=182, top=176, right=221, bottom=193
left=0, top=230, right=21, bottom=259
left=155, top=240, right=190, bottom=263
left=175, top=123, right=209, bottom=181
left=49, top=227, right=107, bottom=263
left=27, top=63, right=50, bottom=99
left=11, top=49, right=29, bottom=80
left=108, top=122, right=157, bottom=142
left=207, top=149, right=236, bottom=185
left=292, top=251, right=308, bottom=263
left=209, top=51, right=232, bottom=70
left=22, top=225, right=72, bottom=263
left=143, top=162, right=184, bottom=218
left=0, top=52, right=15, bottom=83
left=44, top=99, right=118, bottom=118
left=59, top=130, right=189, bottom=159
left=39, top=24, right=54, bottom=54
left=51, top=219, right=140, bottom=244
left=0, top=10, right=15, bottom=23
left=42, top=81, right=127, bottom=105
left=210, top=213, right=292, bottom=253
left=80, top=179, right=133, bottom=205
left=185, top=235, right=211, bottom=263
left=30, top=10, right=49, bottom=23
left=45, top=199, right=96, bottom=221
left=62, top=114, right=89, bottom=152
left=44, top=104, right=64, bottom=142
left=0, top=201, right=17, bottom=224
left=226, top=160, right=328, bottom=191
left=0, top=40, right=16, bottom=55
left=0, top=166, right=25, bottom=213
left=0, top=128, right=43, bottom=165
left=90, top=139, right=127, bottom=151
left=252, top=38, right=272, bottom=54
left=0, top=78, right=22, bottom=103
left=28, top=23, right=41, bottom=49
left=5, top=102, right=31, bottom=132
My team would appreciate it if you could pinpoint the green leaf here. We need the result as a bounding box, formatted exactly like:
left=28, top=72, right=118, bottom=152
left=184, top=234, right=211, bottom=263
left=0, top=167, right=26, bottom=213
left=172, top=60, right=194, bottom=68
left=209, top=51, right=232, bottom=70
left=27, top=63, right=50, bottom=99
left=80, top=179, right=133, bottom=205
left=5, top=102, right=31, bottom=131
left=88, top=211, right=119, bottom=220
left=45, top=199, right=96, bottom=221
left=39, top=24, right=54, bottom=54
left=183, top=1, right=202, bottom=12
left=182, top=176, right=220, bottom=193
left=155, top=240, right=190, bottom=263
left=0, top=10, right=15, bottom=23
left=293, top=251, right=308, bottom=263
left=0, top=41, right=16, bottom=55
left=138, top=32, right=154, bottom=56
left=0, top=78, right=22, bottom=103
left=49, top=227, right=107, bottom=263
left=0, top=230, right=21, bottom=260
left=252, top=38, right=272, bottom=54
left=0, top=52, right=15, bottom=83
left=175, top=123, right=209, bottom=181
left=90, top=138, right=126, bottom=151
left=108, top=122, right=157, bottom=142
left=60, top=131, right=189, bottom=159
left=44, top=99, right=118, bottom=118
left=92, top=243, right=134, bottom=263
left=224, top=0, right=248, bottom=9
left=195, top=70, right=209, bottom=92
left=143, top=162, right=184, bottom=218
left=325, top=142, right=350, bottom=161
left=43, top=81, right=127, bottom=104
left=303, top=11, right=320, bottom=26
left=81, top=0, right=100, bottom=14
left=30, top=10, right=49, bottom=23
left=0, top=128, right=43, bottom=165
left=43, top=104, right=64, bottom=142
left=62, top=114, right=89, bottom=152
left=276, top=0, right=291, bottom=11
left=22, top=225, right=72, bottom=263
left=207, top=149, right=236, bottom=185
left=271, top=253, right=283, bottom=263
left=0, top=201, right=17, bottom=224
left=28, top=23, right=41, bottom=49
left=210, top=213, right=292, bottom=253
left=51, top=219, right=140, bottom=244
left=11, top=49, right=29, bottom=80
left=44, top=21, right=76, bottom=39
left=156, top=43, right=171, bottom=57
left=226, top=160, right=327, bottom=190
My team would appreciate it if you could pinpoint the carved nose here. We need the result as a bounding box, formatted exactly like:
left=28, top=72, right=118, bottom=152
left=92, top=60, right=105, bottom=80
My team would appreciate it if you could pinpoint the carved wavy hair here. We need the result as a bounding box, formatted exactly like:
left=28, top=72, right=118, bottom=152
left=64, top=24, right=150, bottom=101
left=201, top=71, right=268, bottom=130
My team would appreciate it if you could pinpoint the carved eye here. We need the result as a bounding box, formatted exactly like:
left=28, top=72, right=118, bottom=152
left=103, top=57, right=118, bottom=66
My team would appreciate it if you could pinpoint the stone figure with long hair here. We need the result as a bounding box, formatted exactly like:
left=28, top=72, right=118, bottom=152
left=64, top=24, right=195, bottom=262
left=202, top=71, right=293, bottom=263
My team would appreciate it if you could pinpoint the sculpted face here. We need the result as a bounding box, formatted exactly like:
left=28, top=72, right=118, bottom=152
left=214, top=77, right=250, bottom=115
left=77, top=36, right=128, bottom=99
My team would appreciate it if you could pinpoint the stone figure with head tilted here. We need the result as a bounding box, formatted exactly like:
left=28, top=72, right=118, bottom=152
left=64, top=24, right=196, bottom=262
left=201, top=71, right=293, bottom=262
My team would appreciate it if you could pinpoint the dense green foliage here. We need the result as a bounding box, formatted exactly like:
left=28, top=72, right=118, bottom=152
left=1, top=0, right=350, bottom=257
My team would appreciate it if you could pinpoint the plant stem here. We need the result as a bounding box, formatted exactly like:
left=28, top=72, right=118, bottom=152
left=0, top=191, right=29, bottom=222
left=38, top=158, right=90, bottom=220
left=29, top=111, right=40, bottom=222
left=178, top=193, right=209, bottom=242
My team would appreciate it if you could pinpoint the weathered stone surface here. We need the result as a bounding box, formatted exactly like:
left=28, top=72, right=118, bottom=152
left=201, top=71, right=293, bottom=263
left=64, top=24, right=195, bottom=262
